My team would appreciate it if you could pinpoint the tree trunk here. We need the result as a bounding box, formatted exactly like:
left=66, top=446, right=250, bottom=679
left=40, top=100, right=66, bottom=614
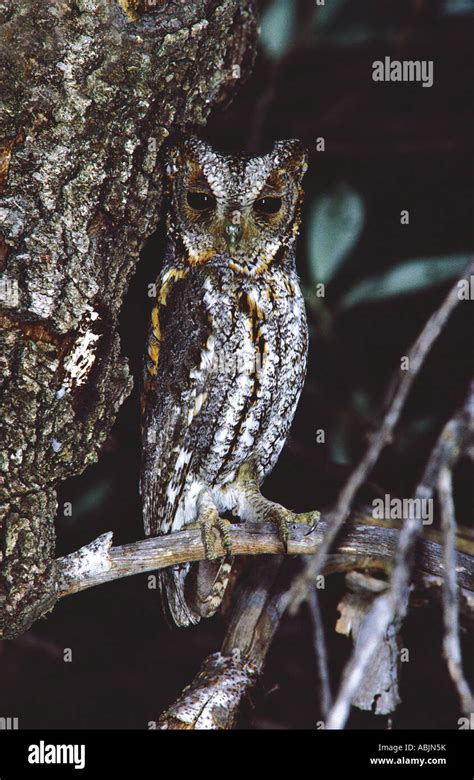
left=0, top=0, right=257, bottom=639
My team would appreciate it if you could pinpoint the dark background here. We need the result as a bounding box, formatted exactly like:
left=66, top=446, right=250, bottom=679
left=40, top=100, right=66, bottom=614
left=1, top=0, right=473, bottom=729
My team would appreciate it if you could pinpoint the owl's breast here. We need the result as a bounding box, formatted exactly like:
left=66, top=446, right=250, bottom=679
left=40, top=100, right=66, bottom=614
left=197, top=266, right=308, bottom=488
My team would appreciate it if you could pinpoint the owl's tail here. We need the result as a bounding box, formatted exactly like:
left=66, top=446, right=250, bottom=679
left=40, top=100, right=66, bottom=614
left=159, top=557, right=233, bottom=627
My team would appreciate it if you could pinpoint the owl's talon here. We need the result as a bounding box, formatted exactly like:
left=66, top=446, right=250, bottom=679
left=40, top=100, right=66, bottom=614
left=304, top=510, right=321, bottom=534
left=265, top=506, right=319, bottom=551
left=188, top=506, right=233, bottom=560
left=269, top=508, right=316, bottom=553
left=202, top=517, right=221, bottom=561
left=267, top=509, right=291, bottom=553
left=234, top=462, right=319, bottom=552
left=216, top=516, right=233, bottom=555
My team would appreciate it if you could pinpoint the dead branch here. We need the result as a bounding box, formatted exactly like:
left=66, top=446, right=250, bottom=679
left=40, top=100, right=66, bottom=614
left=438, top=465, right=473, bottom=714
left=335, top=572, right=400, bottom=716
left=308, top=588, right=333, bottom=719
left=324, top=382, right=474, bottom=729
left=156, top=514, right=474, bottom=730
left=158, top=557, right=285, bottom=729
left=55, top=515, right=474, bottom=600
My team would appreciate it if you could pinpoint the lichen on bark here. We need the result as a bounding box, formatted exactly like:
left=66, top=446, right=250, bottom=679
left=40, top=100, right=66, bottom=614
left=0, top=0, right=257, bottom=639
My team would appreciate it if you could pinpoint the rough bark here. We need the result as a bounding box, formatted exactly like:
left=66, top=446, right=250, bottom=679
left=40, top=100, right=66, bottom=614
left=335, top=572, right=401, bottom=716
left=54, top=517, right=474, bottom=598
left=0, top=0, right=257, bottom=639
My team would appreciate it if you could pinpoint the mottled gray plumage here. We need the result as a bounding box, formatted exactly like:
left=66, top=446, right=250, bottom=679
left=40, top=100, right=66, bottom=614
left=140, top=137, right=309, bottom=626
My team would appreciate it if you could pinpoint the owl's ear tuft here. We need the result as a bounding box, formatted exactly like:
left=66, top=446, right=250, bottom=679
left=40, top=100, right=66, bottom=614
left=166, top=136, right=215, bottom=180
left=273, top=139, right=308, bottom=183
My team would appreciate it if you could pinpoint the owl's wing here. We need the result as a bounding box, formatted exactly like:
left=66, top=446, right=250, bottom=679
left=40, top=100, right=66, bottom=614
left=140, top=266, right=217, bottom=537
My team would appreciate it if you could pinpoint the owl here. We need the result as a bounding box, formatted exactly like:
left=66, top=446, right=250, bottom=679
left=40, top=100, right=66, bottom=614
left=140, top=136, right=313, bottom=626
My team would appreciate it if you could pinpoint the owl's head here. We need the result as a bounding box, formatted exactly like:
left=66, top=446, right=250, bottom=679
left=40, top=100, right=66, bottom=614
left=166, top=137, right=308, bottom=274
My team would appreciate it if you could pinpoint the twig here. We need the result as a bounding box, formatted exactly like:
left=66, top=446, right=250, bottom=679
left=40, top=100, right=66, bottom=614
left=294, top=259, right=474, bottom=597
left=438, top=466, right=474, bottom=715
left=325, top=384, right=474, bottom=729
left=307, top=589, right=333, bottom=719
left=335, top=573, right=400, bottom=716
left=325, top=512, right=418, bottom=729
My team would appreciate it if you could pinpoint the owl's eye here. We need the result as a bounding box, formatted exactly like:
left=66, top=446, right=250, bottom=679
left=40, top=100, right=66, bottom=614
left=254, top=196, right=282, bottom=215
left=186, top=190, right=216, bottom=211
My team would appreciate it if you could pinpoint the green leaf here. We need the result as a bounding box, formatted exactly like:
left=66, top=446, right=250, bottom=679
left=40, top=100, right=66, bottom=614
left=315, top=0, right=350, bottom=30
left=72, top=479, right=112, bottom=522
left=339, top=255, right=470, bottom=309
left=312, top=0, right=377, bottom=44
left=308, top=183, right=365, bottom=285
left=443, top=0, right=474, bottom=15
left=330, top=428, right=350, bottom=465
left=260, top=0, right=296, bottom=60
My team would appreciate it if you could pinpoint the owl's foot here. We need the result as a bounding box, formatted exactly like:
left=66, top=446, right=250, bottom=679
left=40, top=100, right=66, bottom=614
left=234, top=461, right=320, bottom=552
left=189, top=492, right=233, bottom=561
left=257, top=502, right=319, bottom=552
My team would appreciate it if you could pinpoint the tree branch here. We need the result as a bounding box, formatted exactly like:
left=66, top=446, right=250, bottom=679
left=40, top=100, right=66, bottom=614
left=438, top=465, right=474, bottom=715
left=55, top=516, right=474, bottom=600
left=325, top=382, right=474, bottom=728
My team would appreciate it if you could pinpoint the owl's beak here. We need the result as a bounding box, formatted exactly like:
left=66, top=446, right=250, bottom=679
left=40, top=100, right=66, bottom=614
left=224, top=222, right=243, bottom=253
